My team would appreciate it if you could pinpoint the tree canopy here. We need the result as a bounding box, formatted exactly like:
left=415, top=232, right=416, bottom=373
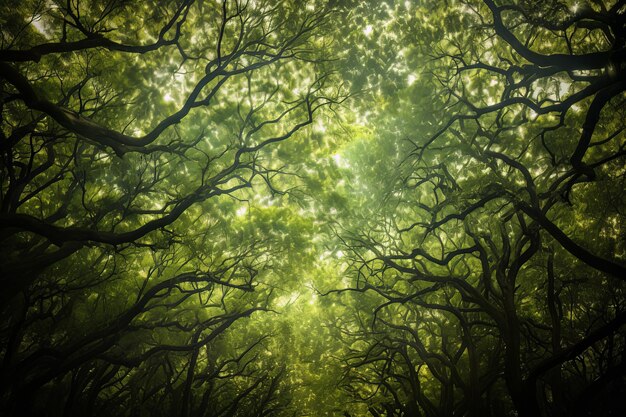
left=1, top=1, right=625, bottom=416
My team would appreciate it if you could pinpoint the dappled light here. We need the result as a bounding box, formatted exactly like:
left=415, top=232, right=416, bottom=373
left=1, top=0, right=625, bottom=416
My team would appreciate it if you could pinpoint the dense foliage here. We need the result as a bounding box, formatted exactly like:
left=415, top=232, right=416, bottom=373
left=1, top=1, right=624, bottom=416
